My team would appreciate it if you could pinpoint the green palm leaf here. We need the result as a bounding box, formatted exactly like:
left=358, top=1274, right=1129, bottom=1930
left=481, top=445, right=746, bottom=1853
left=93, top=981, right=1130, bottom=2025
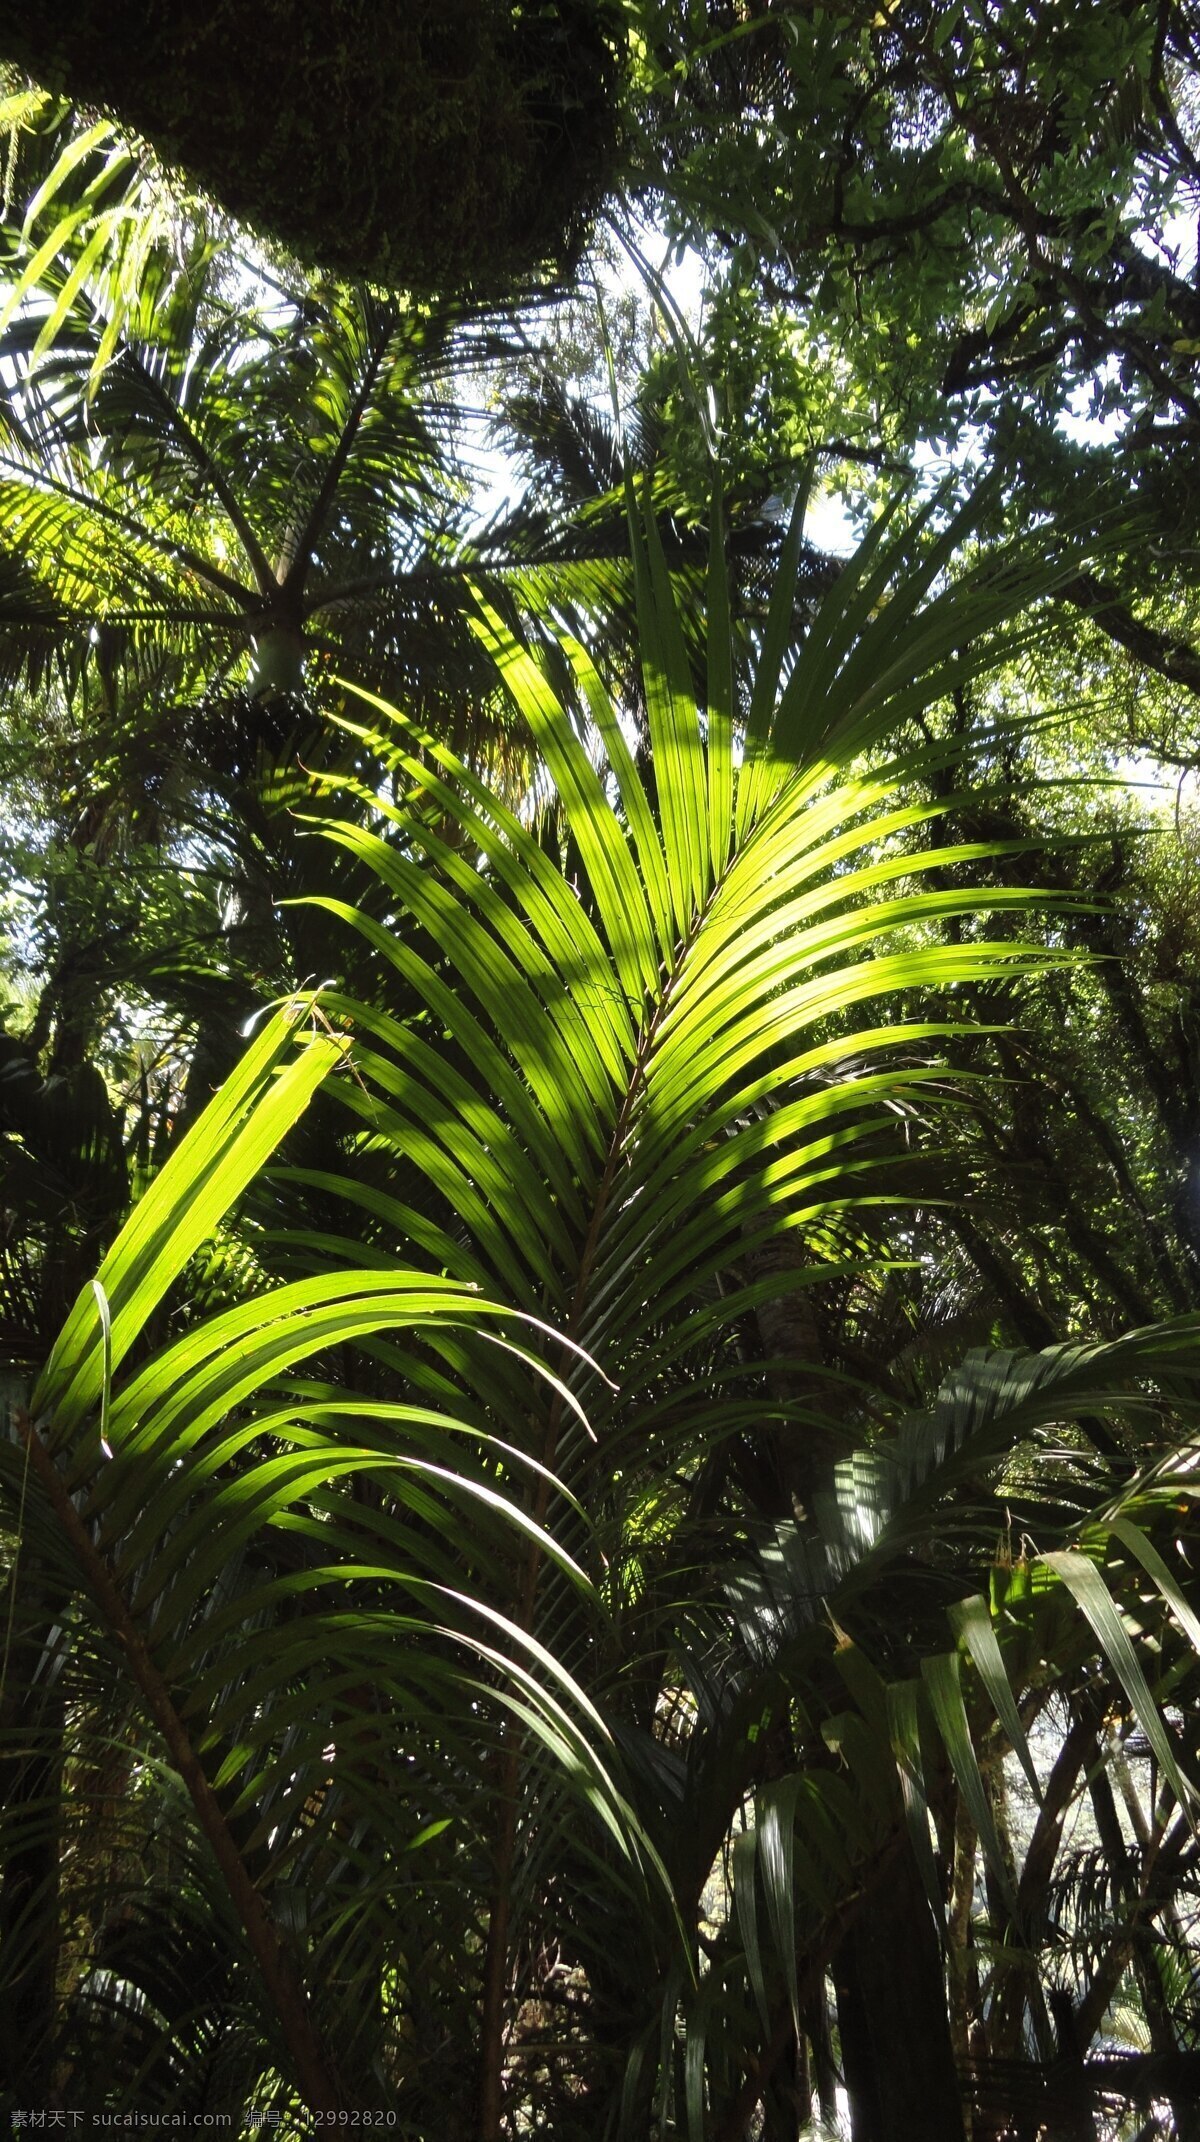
left=3, top=995, right=653, bottom=2112
left=292, top=487, right=1110, bottom=2125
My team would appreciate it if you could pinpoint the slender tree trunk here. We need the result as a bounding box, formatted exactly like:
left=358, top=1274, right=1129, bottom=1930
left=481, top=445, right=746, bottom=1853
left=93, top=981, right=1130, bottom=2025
left=987, top=1706, right=1093, bottom=2060
left=831, top=1842, right=966, bottom=2142
left=1086, top=1752, right=1200, bottom=2142
left=477, top=1763, right=520, bottom=2141
left=1045, top=1988, right=1100, bottom=2142
left=806, top=1989, right=838, bottom=2132
left=762, top=2026, right=804, bottom=2140
left=947, top=1796, right=978, bottom=2073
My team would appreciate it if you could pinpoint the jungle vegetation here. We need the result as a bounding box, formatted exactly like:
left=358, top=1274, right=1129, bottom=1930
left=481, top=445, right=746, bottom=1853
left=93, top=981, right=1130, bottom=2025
left=3, top=6, right=1200, bottom=2140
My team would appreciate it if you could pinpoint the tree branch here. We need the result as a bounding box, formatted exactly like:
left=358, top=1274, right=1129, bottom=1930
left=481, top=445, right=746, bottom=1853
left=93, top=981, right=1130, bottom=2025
left=1061, top=571, right=1200, bottom=697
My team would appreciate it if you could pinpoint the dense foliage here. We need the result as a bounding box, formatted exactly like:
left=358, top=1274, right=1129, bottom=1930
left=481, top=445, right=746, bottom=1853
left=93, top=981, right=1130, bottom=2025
left=631, top=0, right=1200, bottom=742
left=2, top=14, right=1200, bottom=2142
left=0, top=1, right=620, bottom=294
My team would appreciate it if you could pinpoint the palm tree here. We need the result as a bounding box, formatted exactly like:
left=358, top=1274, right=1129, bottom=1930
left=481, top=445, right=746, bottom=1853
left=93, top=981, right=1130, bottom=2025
left=292, top=491, right=1200, bottom=2137
left=4, top=473, right=1200, bottom=2133
left=0, top=146, right=642, bottom=1379
left=0, top=152, right=752, bottom=1076
left=0, top=118, right=832, bottom=1403
left=0, top=96, right=832, bottom=759
left=1, top=999, right=640, bottom=2113
left=3, top=115, right=1200, bottom=2124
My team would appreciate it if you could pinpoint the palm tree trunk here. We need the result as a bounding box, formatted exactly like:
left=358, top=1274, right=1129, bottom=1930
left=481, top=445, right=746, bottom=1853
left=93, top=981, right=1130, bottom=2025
left=806, top=1989, right=838, bottom=2131
left=831, top=1841, right=966, bottom=2142
left=947, top=1796, right=978, bottom=2072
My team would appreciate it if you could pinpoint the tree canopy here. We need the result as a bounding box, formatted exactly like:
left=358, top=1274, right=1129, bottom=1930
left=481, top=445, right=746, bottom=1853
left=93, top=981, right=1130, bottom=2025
left=0, top=1, right=621, bottom=295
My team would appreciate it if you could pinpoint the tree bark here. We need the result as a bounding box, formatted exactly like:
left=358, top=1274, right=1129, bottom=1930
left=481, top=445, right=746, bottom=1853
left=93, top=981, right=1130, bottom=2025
left=831, top=1842, right=966, bottom=2142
